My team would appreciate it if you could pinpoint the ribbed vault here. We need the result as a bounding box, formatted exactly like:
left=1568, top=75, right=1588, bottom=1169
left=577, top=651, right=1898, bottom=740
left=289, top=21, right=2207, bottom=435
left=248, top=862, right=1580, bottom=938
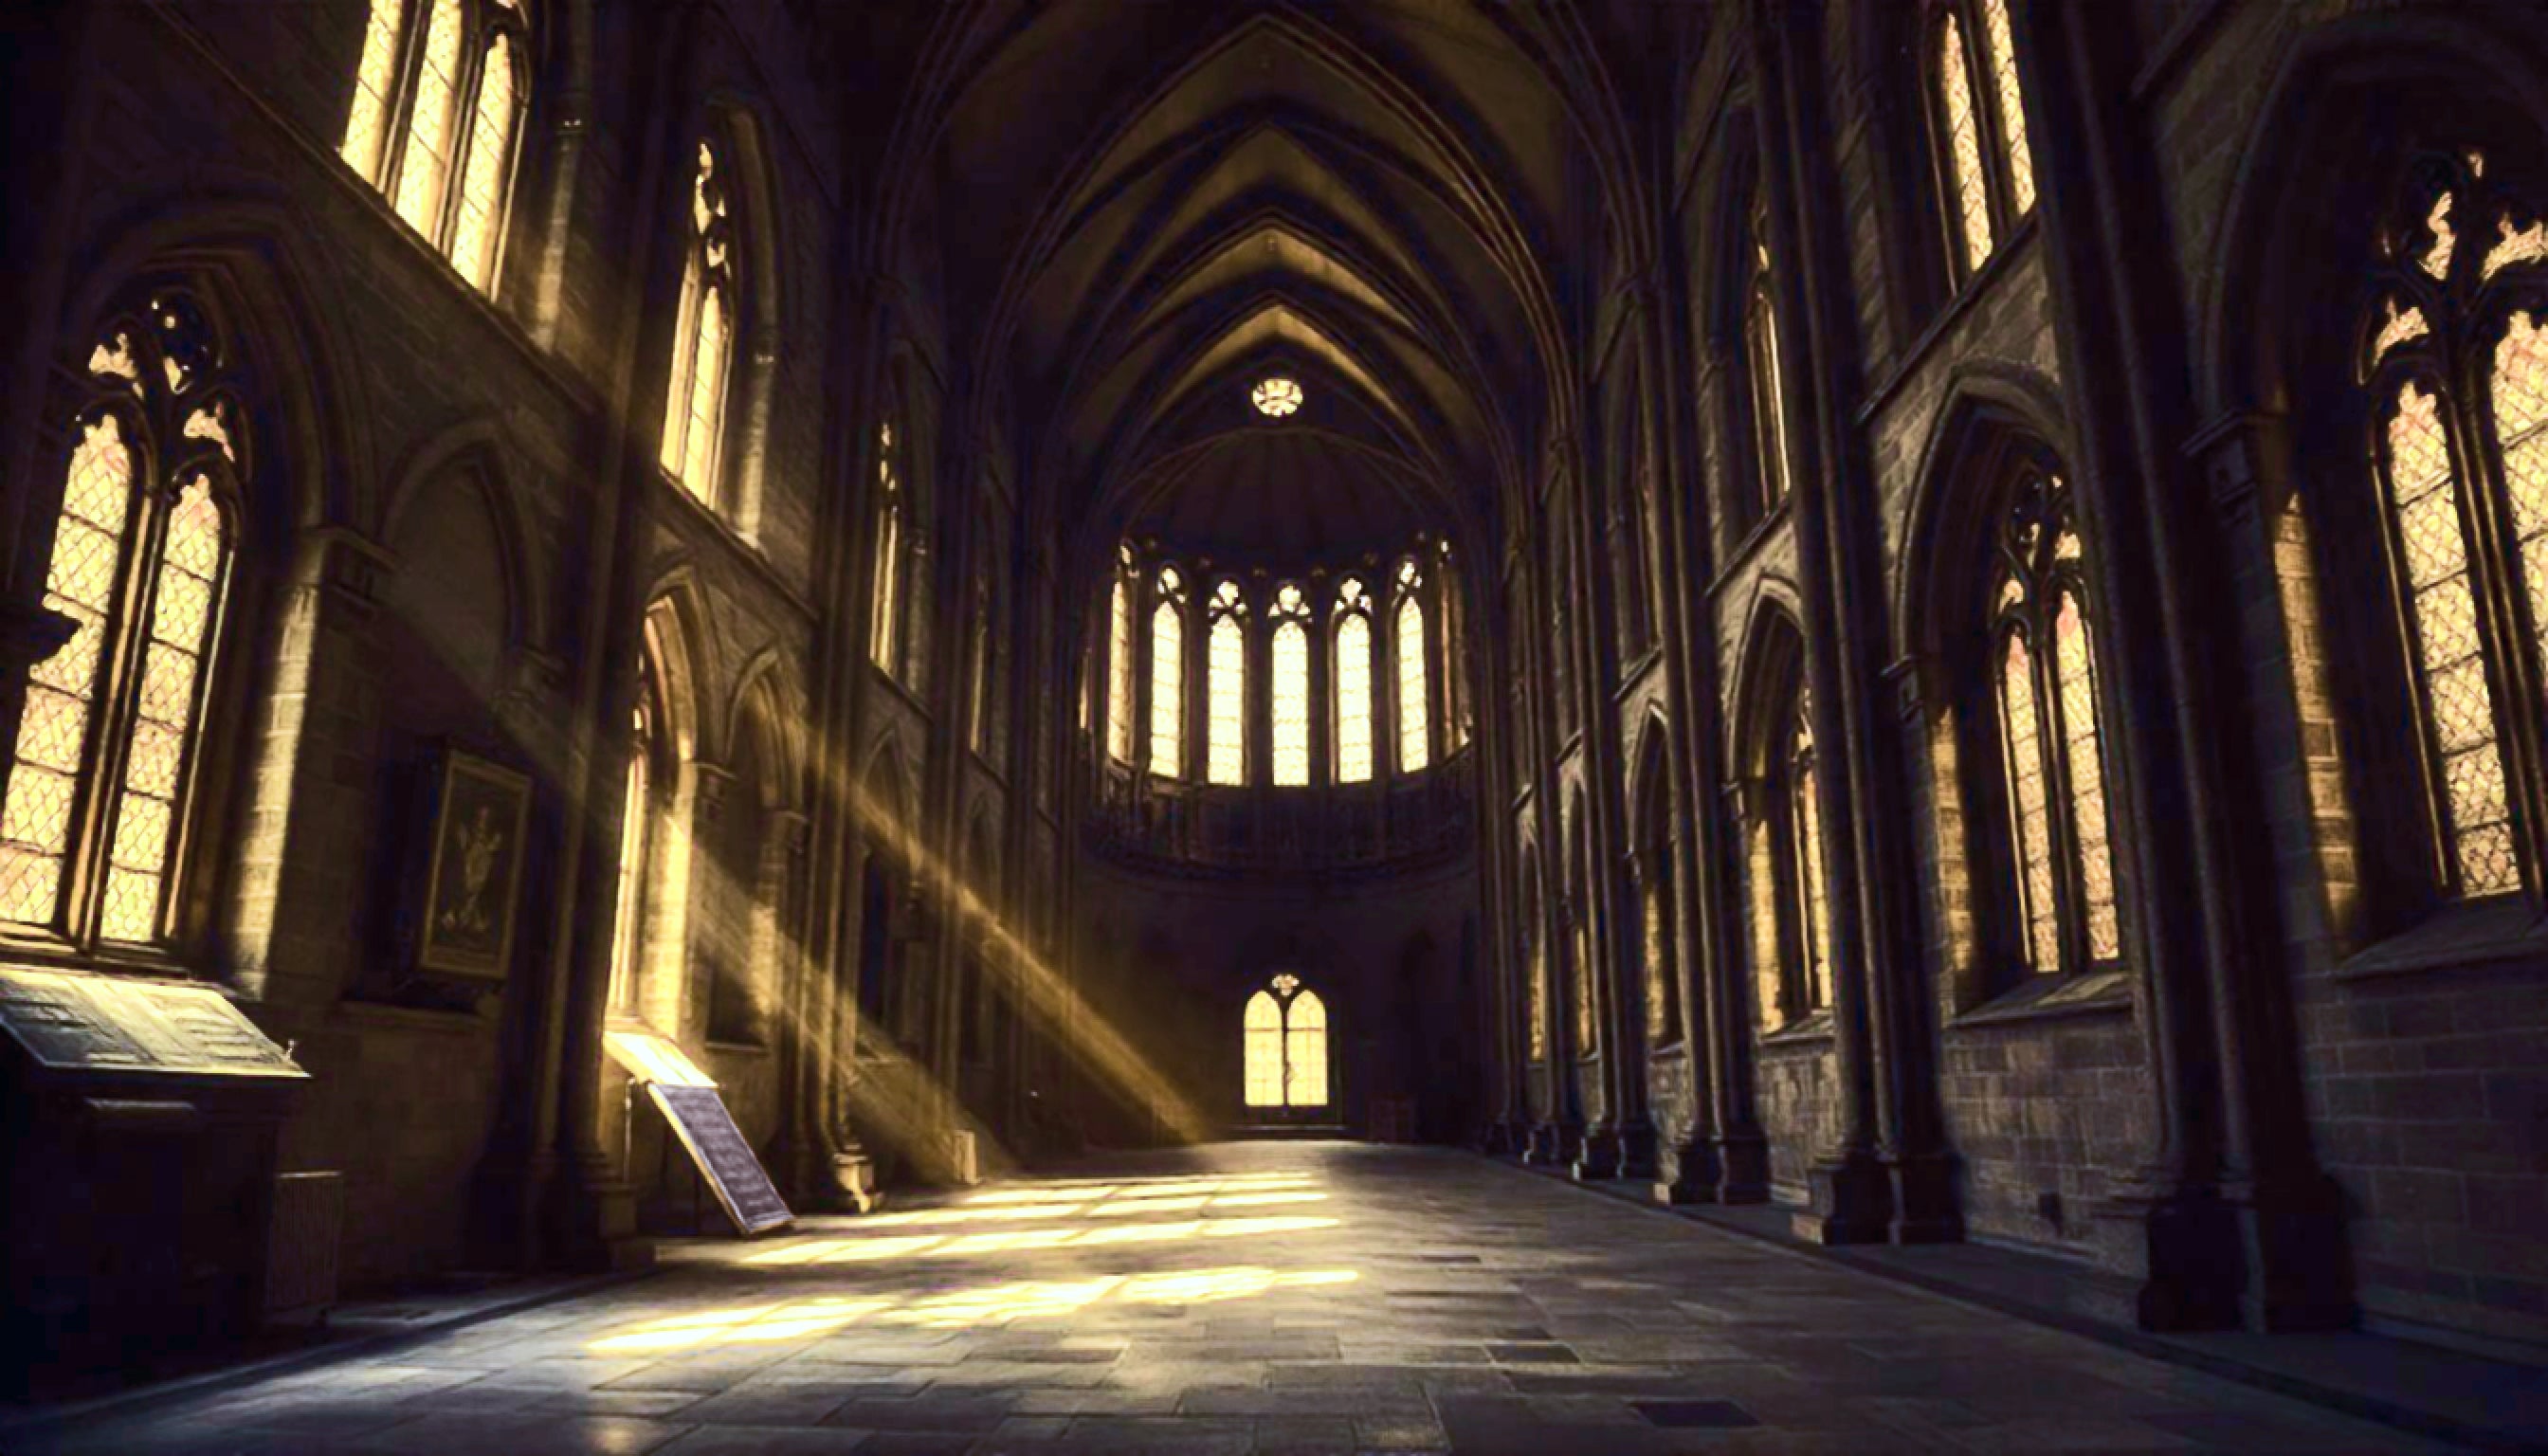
left=878, top=0, right=1624, bottom=578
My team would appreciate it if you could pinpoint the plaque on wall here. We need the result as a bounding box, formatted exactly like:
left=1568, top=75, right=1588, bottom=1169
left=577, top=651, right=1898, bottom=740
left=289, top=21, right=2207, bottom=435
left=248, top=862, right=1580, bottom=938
left=0, top=968, right=305, bottom=1080
left=415, top=748, right=533, bottom=981
left=645, top=1082, right=794, bottom=1236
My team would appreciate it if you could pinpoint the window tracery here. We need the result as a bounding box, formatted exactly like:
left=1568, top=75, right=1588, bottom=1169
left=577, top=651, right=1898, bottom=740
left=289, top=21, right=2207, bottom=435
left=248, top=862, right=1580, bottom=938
left=660, top=138, right=737, bottom=508
left=1150, top=566, right=1186, bottom=779
left=1787, top=690, right=1835, bottom=1013
left=341, top=0, right=528, bottom=296
left=2, top=292, right=242, bottom=950
left=1989, top=469, right=2122, bottom=974
left=1927, top=0, right=2036, bottom=285
left=1208, top=580, right=1247, bottom=786
left=1242, top=974, right=1327, bottom=1109
left=2358, top=150, right=2548, bottom=900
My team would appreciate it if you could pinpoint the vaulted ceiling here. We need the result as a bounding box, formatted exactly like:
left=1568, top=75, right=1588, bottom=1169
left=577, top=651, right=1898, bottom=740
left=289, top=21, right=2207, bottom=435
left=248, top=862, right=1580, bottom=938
left=877, top=0, right=1656, bottom=574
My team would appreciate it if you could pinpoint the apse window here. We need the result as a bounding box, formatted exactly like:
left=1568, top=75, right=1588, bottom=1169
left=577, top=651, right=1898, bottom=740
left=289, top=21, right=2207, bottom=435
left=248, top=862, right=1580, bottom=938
left=1243, top=974, right=1328, bottom=1110
left=1251, top=376, right=1302, bottom=417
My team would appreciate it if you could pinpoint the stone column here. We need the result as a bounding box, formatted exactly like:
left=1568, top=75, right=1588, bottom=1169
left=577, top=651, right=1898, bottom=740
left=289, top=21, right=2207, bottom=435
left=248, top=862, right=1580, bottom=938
left=1710, top=777, right=1771, bottom=1203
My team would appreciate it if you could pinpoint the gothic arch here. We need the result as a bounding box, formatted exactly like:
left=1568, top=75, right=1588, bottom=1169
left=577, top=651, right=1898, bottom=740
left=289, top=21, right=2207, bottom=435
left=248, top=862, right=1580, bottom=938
left=638, top=575, right=712, bottom=766
left=724, top=646, right=806, bottom=814
left=378, top=418, right=554, bottom=655
left=2198, top=9, right=2548, bottom=422
left=1890, top=364, right=2074, bottom=676
left=60, top=199, right=373, bottom=536
left=687, top=91, right=788, bottom=541
left=1725, top=577, right=1811, bottom=766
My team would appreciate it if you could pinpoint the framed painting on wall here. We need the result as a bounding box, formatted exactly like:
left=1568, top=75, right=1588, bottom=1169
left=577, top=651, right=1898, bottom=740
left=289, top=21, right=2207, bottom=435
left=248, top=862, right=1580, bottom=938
left=416, top=748, right=533, bottom=980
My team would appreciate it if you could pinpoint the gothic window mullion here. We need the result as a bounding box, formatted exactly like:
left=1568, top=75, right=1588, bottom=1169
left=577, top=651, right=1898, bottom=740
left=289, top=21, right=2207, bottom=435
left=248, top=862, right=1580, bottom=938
left=2448, top=350, right=2548, bottom=891
left=2029, top=592, right=2093, bottom=977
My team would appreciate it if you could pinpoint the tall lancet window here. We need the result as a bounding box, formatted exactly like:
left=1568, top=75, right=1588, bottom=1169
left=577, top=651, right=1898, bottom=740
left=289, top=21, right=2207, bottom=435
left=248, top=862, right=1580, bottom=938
left=1269, top=584, right=1311, bottom=786
left=1334, top=576, right=1374, bottom=784
left=1786, top=690, right=1834, bottom=1012
left=869, top=413, right=903, bottom=673
left=1992, top=470, right=2122, bottom=974
left=342, top=0, right=529, bottom=296
left=2359, top=150, right=2548, bottom=901
left=659, top=138, right=737, bottom=509
left=1928, top=0, right=2037, bottom=285
left=1149, top=566, right=1187, bottom=779
left=607, top=660, right=661, bottom=1014
left=1, top=293, right=243, bottom=946
left=1394, top=557, right=1430, bottom=773
left=1106, top=543, right=1137, bottom=765
left=1742, top=190, right=1794, bottom=518
left=1207, top=580, right=1248, bottom=786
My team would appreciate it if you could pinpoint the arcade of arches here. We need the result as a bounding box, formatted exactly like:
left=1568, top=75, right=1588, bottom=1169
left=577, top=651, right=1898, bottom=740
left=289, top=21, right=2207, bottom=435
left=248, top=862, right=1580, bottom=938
left=2, top=0, right=2546, bottom=1418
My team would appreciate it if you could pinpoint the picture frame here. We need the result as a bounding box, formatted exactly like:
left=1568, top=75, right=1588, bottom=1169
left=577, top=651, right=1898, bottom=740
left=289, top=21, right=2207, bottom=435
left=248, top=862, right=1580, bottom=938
left=415, top=748, right=533, bottom=981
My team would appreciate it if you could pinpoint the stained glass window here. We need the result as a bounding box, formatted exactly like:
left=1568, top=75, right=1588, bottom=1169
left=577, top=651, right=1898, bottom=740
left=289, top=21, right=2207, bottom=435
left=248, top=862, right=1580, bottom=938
left=662, top=138, right=737, bottom=508
left=347, top=0, right=526, bottom=296
left=1150, top=568, right=1185, bottom=779
left=871, top=420, right=902, bottom=672
left=1641, top=874, right=1674, bottom=1045
left=1244, top=991, right=1283, bottom=1106
left=1270, top=585, right=1310, bottom=786
left=1395, top=570, right=1429, bottom=774
left=1936, top=11, right=1995, bottom=278
left=1977, top=0, right=2035, bottom=216
left=2357, top=151, right=2548, bottom=900
left=449, top=31, right=519, bottom=291
left=391, top=0, right=464, bottom=237
left=1990, top=471, right=2123, bottom=973
left=1107, top=548, right=1136, bottom=764
left=1242, top=977, right=1327, bottom=1110
left=1572, top=919, right=1596, bottom=1055
left=1789, top=691, right=1835, bottom=1010
left=0, top=294, right=239, bottom=948
left=1744, top=192, right=1793, bottom=517
left=607, top=677, right=654, bottom=1013
left=1208, top=581, right=1247, bottom=786
left=1335, top=578, right=1374, bottom=784
left=341, top=0, right=405, bottom=180
left=1526, top=930, right=1548, bottom=1062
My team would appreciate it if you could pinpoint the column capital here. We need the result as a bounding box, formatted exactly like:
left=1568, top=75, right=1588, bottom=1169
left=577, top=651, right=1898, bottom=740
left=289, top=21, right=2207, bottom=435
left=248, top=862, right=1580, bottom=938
left=2183, top=409, right=2292, bottom=530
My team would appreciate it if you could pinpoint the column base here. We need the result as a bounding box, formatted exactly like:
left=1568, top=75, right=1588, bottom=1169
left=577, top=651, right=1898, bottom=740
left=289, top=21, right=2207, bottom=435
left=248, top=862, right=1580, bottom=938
left=1525, top=1120, right=1584, bottom=1166
left=2086, top=1179, right=2244, bottom=1332
left=543, top=1155, right=652, bottom=1273
left=1654, top=1137, right=1720, bottom=1204
left=1791, top=1149, right=1893, bottom=1246
left=1616, top=1118, right=1659, bottom=1183
left=2235, top=1171, right=2355, bottom=1332
left=1713, top=1128, right=1772, bottom=1204
left=1572, top=1123, right=1622, bottom=1181
left=1885, top=1149, right=1964, bottom=1245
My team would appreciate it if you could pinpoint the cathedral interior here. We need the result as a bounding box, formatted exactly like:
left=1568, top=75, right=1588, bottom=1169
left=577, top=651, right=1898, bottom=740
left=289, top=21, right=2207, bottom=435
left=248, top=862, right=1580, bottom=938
left=2, top=1, right=2546, bottom=1450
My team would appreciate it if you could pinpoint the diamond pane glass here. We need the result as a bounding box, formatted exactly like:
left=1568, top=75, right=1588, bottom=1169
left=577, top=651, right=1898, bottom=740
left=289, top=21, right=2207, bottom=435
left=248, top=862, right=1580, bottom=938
left=1107, top=576, right=1135, bottom=763
left=2491, top=313, right=2548, bottom=682
left=391, top=0, right=464, bottom=237
left=99, top=478, right=227, bottom=943
left=451, top=32, right=518, bottom=291
left=1335, top=613, right=1373, bottom=784
left=1527, top=937, right=1548, bottom=1062
left=2384, top=380, right=2518, bottom=896
left=1395, top=595, right=1429, bottom=774
left=2, top=417, right=136, bottom=928
left=1643, top=879, right=1670, bottom=1044
left=1979, top=0, right=2035, bottom=215
left=1938, top=12, right=1996, bottom=276
left=1149, top=601, right=1183, bottom=778
left=2485, top=215, right=2548, bottom=281
left=1271, top=620, right=1309, bottom=786
left=341, top=0, right=403, bottom=179
left=2000, top=631, right=2062, bottom=972
left=2055, top=592, right=2120, bottom=959
left=1208, top=610, right=1246, bottom=786
left=1746, top=277, right=1792, bottom=512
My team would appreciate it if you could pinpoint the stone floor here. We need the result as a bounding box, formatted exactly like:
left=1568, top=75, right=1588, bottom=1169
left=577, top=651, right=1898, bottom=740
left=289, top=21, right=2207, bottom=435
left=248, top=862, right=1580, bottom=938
left=15, top=1142, right=2455, bottom=1454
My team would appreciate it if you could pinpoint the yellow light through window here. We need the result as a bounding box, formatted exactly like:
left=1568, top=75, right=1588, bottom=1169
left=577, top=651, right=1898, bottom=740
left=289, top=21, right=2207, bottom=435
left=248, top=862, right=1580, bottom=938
left=1251, top=376, right=1302, bottom=416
